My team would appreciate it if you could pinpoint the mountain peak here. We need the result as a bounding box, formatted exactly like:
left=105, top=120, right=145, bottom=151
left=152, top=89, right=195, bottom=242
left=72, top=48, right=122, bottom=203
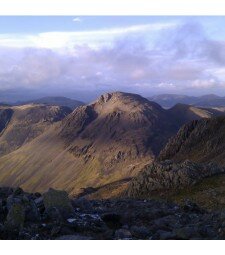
left=94, top=91, right=148, bottom=104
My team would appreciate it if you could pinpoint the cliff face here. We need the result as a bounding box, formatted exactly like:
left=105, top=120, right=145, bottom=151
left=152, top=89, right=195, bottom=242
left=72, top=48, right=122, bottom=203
left=158, top=116, right=225, bottom=165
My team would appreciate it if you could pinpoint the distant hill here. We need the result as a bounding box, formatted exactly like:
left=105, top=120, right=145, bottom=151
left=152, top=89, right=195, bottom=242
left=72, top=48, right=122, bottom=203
left=16, top=96, right=85, bottom=110
left=168, top=103, right=225, bottom=126
left=148, top=93, right=225, bottom=108
left=0, top=103, right=11, bottom=107
left=0, top=104, right=71, bottom=156
left=148, top=94, right=199, bottom=108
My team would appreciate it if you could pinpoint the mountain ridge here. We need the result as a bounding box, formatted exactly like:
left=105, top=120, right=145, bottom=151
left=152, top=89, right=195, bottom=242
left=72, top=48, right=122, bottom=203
left=14, top=96, right=85, bottom=110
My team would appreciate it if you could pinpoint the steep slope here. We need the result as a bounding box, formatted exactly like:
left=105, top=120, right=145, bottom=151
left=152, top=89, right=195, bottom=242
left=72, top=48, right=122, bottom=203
left=16, top=96, right=85, bottom=110
left=0, top=104, right=71, bottom=156
left=0, top=92, right=180, bottom=195
left=158, top=116, right=225, bottom=165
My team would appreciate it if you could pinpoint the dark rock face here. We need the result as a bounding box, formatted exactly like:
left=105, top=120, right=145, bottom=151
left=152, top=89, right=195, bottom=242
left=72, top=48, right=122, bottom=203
left=0, top=186, right=225, bottom=240
left=0, top=108, right=13, bottom=133
left=127, top=160, right=225, bottom=198
left=158, top=117, right=225, bottom=165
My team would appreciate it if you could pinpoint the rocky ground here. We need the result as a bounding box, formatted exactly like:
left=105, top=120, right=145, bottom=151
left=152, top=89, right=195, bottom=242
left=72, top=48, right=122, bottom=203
left=1, top=187, right=225, bottom=240
left=127, top=160, right=225, bottom=198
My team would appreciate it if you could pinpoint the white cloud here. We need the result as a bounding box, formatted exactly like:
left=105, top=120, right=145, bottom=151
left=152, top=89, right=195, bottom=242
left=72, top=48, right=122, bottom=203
left=190, top=79, right=218, bottom=88
left=73, top=17, right=82, bottom=22
left=0, top=22, right=176, bottom=49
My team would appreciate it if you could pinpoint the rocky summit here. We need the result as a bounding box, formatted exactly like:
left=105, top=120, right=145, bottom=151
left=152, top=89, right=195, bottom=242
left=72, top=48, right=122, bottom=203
left=1, top=186, right=225, bottom=240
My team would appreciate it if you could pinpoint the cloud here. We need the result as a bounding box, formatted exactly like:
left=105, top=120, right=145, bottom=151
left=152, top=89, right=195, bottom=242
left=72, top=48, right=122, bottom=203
left=190, top=79, right=218, bottom=88
left=73, top=17, right=82, bottom=22
left=0, top=22, right=176, bottom=49
left=0, top=21, right=225, bottom=97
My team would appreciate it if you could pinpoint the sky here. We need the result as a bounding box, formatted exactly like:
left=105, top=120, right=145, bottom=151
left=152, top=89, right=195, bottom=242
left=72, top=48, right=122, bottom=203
left=0, top=16, right=225, bottom=102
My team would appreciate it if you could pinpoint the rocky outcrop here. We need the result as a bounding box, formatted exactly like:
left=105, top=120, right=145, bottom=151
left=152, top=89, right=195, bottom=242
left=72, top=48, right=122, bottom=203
left=127, top=160, right=225, bottom=198
left=1, top=186, right=225, bottom=240
left=158, top=116, right=225, bottom=165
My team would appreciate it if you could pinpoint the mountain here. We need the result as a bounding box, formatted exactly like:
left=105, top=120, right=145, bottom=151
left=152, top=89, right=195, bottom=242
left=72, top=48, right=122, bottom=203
left=194, top=98, right=225, bottom=107
left=0, top=102, right=11, bottom=107
left=0, top=104, right=72, bottom=156
left=148, top=93, right=225, bottom=108
left=148, top=94, right=199, bottom=108
left=0, top=92, right=182, bottom=195
left=158, top=116, right=225, bottom=165
left=16, top=96, right=85, bottom=110
left=0, top=92, right=224, bottom=197
left=168, top=103, right=225, bottom=126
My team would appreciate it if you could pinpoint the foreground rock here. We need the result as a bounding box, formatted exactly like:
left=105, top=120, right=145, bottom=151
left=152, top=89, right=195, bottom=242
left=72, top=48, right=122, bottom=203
left=6, top=204, right=25, bottom=231
left=127, top=160, right=225, bottom=198
left=0, top=187, right=225, bottom=239
left=43, top=188, right=74, bottom=218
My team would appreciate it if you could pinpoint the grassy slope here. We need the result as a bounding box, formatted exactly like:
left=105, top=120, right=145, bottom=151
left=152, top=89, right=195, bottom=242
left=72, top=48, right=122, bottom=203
left=0, top=122, right=151, bottom=196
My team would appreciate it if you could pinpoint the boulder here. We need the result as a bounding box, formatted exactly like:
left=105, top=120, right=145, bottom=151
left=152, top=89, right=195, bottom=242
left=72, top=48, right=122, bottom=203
left=101, top=213, right=122, bottom=229
left=56, top=234, right=93, bottom=240
left=43, top=188, right=74, bottom=218
left=130, top=225, right=151, bottom=239
left=6, top=203, right=25, bottom=231
left=24, top=199, right=40, bottom=222
left=114, top=228, right=132, bottom=240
